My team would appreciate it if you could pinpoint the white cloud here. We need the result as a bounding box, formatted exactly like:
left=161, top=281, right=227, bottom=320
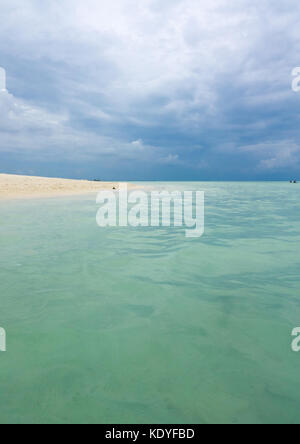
left=0, top=67, right=150, bottom=161
left=0, top=68, right=66, bottom=134
left=2, top=0, right=298, bottom=121
left=159, top=154, right=180, bottom=165
left=241, top=141, right=300, bottom=170
left=1, top=1, right=300, bottom=176
left=131, top=139, right=145, bottom=149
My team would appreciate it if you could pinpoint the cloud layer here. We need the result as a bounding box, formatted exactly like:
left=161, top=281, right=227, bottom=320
left=1, top=0, right=300, bottom=179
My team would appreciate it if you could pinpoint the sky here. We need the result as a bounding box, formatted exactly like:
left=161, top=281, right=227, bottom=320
left=0, top=0, right=300, bottom=181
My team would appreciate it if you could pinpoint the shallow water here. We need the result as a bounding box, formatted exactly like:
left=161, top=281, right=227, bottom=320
left=0, top=181, right=300, bottom=424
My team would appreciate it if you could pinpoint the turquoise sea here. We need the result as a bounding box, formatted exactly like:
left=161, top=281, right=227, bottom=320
left=0, top=181, right=300, bottom=424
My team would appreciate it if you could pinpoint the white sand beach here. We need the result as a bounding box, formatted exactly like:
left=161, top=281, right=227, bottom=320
left=0, top=173, right=129, bottom=199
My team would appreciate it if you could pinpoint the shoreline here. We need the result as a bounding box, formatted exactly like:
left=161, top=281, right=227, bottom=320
left=0, top=173, right=133, bottom=200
